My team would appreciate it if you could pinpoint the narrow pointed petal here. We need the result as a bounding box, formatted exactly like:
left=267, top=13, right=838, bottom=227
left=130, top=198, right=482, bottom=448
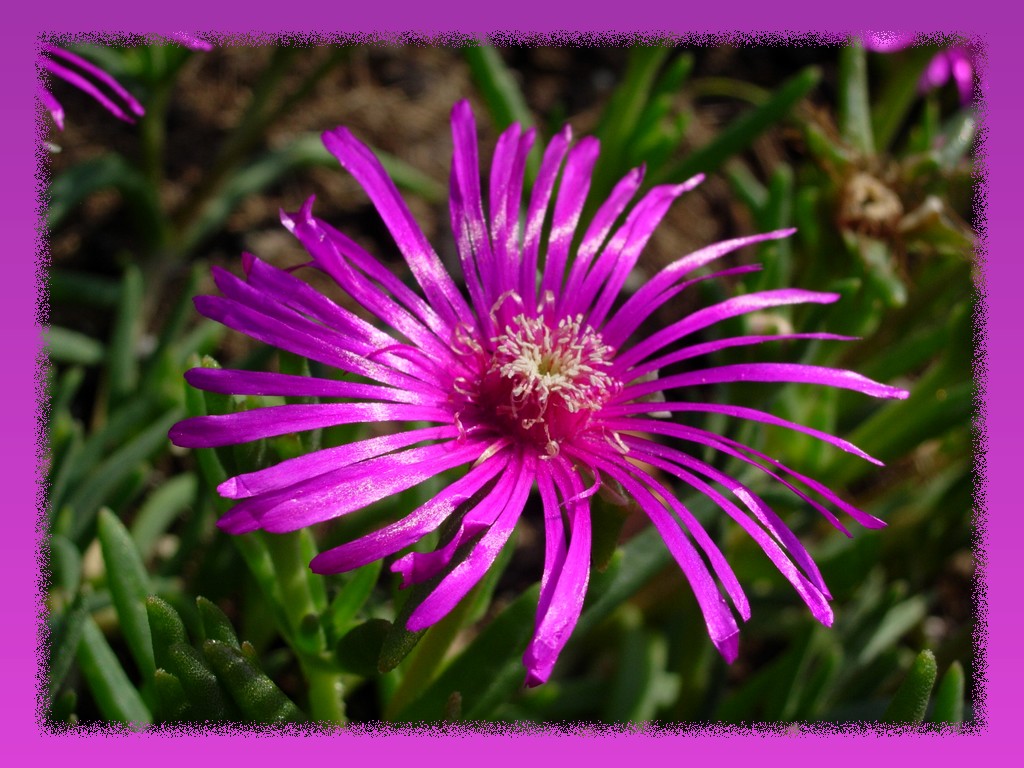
left=562, top=166, right=645, bottom=311
left=539, top=137, right=600, bottom=300
left=183, top=367, right=431, bottom=405
left=602, top=229, right=795, bottom=345
left=626, top=332, right=856, bottom=383
left=602, top=398, right=882, bottom=465
left=39, top=56, right=137, bottom=124
left=623, top=438, right=834, bottom=622
left=524, top=458, right=592, bottom=687
left=169, top=402, right=451, bottom=448
left=586, top=177, right=704, bottom=329
left=393, top=453, right=523, bottom=586
left=234, top=439, right=498, bottom=534
left=38, top=85, right=65, bottom=130
left=44, top=44, right=145, bottom=117
left=613, top=289, right=840, bottom=373
left=309, top=451, right=511, bottom=574
left=217, top=425, right=461, bottom=499
left=521, top=126, right=571, bottom=309
left=321, top=125, right=473, bottom=326
left=407, top=453, right=536, bottom=631
left=588, top=452, right=741, bottom=663
left=617, top=362, right=910, bottom=403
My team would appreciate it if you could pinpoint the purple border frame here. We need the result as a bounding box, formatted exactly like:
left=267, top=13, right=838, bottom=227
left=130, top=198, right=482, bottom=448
left=7, top=0, right=1013, bottom=763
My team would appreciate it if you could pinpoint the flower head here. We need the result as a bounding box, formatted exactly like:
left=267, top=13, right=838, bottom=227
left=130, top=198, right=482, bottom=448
left=38, top=44, right=146, bottom=130
left=862, top=33, right=976, bottom=105
left=170, top=100, right=908, bottom=686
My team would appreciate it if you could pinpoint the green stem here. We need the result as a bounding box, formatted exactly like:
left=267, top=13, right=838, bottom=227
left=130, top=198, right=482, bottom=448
left=303, top=657, right=347, bottom=725
left=384, top=582, right=480, bottom=719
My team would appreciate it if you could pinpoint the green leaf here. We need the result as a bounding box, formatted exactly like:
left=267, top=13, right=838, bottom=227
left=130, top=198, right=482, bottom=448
left=936, top=112, right=976, bottom=170
left=882, top=649, right=937, bottom=723
left=262, top=531, right=327, bottom=654
left=47, top=327, right=104, bottom=366
left=68, top=407, right=183, bottom=542
left=592, top=46, right=672, bottom=195
left=857, top=596, right=929, bottom=667
left=604, top=613, right=679, bottom=722
left=97, top=509, right=156, bottom=682
left=146, top=595, right=189, bottom=671
left=872, top=46, right=938, bottom=152
left=50, top=270, right=121, bottom=309
left=166, top=642, right=233, bottom=720
left=931, top=661, right=965, bottom=724
left=654, top=66, right=821, bottom=184
left=49, top=534, right=82, bottom=597
left=47, top=599, right=87, bottom=702
left=153, top=669, right=190, bottom=722
left=203, top=640, right=306, bottom=723
left=464, top=45, right=534, bottom=132
left=197, top=597, right=241, bottom=648
left=590, top=497, right=630, bottom=572
left=77, top=616, right=151, bottom=726
left=130, top=473, right=197, bottom=557
left=838, top=42, right=875, bottom=155
left=107, top=265, right=144, bottom=405
left=335, top=618, right=391, bottom=677
left=47, top=153, right=148, bottom=230
left=325, top=560, right=382, bottom=640
left=574, top=525, right=673, bottom=638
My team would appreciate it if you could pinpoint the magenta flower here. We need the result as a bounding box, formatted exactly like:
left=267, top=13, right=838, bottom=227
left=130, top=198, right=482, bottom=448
left=920, top=47, right=975, bottom=105
left=862, top=34, right=976, bottom=105
left=38, top=44, right=145, bottom=130
left=169, top=101, right=908, bottom=686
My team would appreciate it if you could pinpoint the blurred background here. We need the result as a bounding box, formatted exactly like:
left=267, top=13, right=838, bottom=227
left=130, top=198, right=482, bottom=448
left=44, top=41, right=978, bottom=726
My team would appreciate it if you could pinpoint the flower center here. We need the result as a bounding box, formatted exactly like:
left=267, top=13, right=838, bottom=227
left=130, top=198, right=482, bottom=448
left=479, top=313, right=619, bottom=456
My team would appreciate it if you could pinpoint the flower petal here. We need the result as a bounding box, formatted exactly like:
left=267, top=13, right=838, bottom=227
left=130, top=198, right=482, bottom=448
left=43, top=44, right=145, bottom=118
left=613, top=289, right=841, bottom=373
left=309, top=450, right=511, bottom=574
left=521, top=126, right=571, bottom=310
left=617, top=362, right=910, bottom=403
left=218, top=425, right=461, bottom=499
left=406, top=452, right=536, bottom=630
left=221, top=438, right=500, bottom=534
left=321, top=124, right=473, bottom=327
left=183, top=367, right=430, bottom=405
left=524, top=457, right=592, bottom=687
left=169, top=402, right=451, bottom=448
left=601, top=229, right=795, bottom=347
left=540, top=137, right=600, bottom=301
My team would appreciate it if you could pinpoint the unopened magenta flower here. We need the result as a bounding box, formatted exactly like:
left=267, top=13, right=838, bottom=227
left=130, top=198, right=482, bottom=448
left=38, top=44, right=145, bottom=130
left=920, top=47, right=975, bottom=105
left=862, top=33, right=976, bottom=105
left=170, top=100, right=908, bottom=686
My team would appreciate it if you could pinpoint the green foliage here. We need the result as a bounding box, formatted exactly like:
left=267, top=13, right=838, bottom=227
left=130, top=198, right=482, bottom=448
left=146, top=596, right=305, bottom=723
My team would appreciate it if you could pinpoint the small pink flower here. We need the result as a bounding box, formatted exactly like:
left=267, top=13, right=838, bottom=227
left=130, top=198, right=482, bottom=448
left=862, top=33, right=976, bottom=105
left=170, top=101, right=907, bottom=686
